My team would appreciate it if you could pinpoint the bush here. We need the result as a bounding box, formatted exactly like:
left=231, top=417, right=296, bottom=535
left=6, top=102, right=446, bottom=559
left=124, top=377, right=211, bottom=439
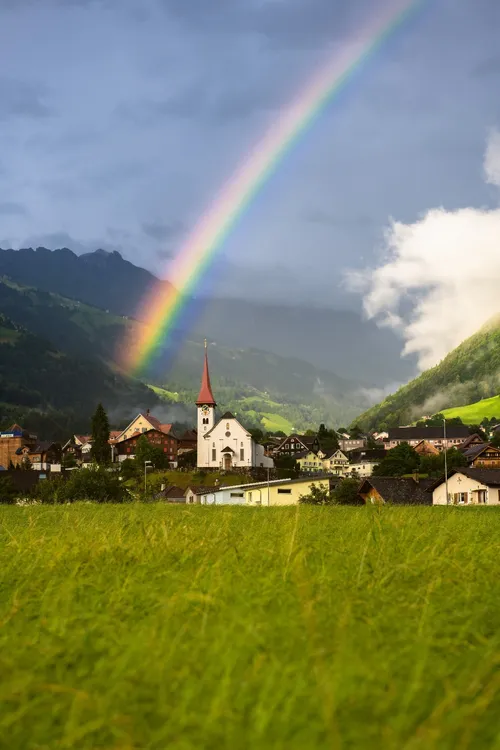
left=32, top=466, right=128, bottom=503
left=333, top=478, right=363, bottom=506
left=299, top=484, right=334, bottom=505
left=0, top=475, right=16, bottom=504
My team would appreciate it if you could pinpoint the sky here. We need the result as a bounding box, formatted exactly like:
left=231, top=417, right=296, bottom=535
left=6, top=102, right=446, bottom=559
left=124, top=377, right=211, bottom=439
left=0, top=0, right=499, bottom=317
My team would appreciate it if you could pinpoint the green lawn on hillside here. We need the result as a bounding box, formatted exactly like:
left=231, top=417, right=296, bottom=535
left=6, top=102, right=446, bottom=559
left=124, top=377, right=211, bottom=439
left=2, top=504, right=500, bottom=749
left=441, top=394, right=500, bottom=423
left=261, top=412, right=294, bottom=433
left=149, top=384, right=180, bottom=402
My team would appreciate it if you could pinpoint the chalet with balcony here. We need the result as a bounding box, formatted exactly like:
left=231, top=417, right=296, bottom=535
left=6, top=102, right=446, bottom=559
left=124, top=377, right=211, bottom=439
left=274, top=434, right=320, bottom=457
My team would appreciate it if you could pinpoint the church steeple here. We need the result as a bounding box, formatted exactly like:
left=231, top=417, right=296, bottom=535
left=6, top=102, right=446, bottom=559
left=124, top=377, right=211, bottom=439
left=196, top=340, right=216, bottom=406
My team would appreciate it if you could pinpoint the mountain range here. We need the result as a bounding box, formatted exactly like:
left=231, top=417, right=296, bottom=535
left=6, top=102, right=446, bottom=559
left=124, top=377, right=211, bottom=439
left=0, top=246, right=416, bottom=386
left=0, top=270, right=374, bottom=436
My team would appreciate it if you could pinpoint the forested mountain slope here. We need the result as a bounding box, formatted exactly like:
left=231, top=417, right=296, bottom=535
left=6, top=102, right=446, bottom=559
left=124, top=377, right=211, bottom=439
left=0, top=246, right=416, bottom=386
left=353, top=316, right=500, bottom=431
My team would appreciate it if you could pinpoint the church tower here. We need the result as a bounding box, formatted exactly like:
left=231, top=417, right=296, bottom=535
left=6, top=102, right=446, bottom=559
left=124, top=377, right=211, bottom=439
left=196, top=340, right=217, bottom=467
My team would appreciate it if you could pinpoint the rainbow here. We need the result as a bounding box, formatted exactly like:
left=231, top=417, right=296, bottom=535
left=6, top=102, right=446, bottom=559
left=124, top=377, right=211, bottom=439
left=122, top=0, right=428, bottom=374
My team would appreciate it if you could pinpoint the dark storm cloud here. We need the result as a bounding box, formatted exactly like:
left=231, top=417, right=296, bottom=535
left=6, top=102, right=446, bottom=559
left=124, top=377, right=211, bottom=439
left=0, top=0, right=498, bottom=310
left=0, top=77, right=52, bottom=120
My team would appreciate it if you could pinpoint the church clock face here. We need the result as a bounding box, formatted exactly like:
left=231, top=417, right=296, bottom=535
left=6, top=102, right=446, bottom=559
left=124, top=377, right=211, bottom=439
left=201, top=405, right=210, bottom=415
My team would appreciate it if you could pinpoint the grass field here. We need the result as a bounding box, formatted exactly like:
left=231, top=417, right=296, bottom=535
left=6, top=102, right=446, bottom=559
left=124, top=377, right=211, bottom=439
left=2, top=505, right=500, bottom=749
left=441, top=394, right=500, bottom=423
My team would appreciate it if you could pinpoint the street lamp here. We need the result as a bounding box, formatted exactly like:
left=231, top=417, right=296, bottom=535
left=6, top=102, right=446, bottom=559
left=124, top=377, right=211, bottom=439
left=144, top=460, right=152, bottom=496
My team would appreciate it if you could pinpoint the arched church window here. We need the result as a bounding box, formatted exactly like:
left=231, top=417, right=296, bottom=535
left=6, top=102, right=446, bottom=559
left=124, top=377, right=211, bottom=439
left=226, top=423, right=230, bottom=430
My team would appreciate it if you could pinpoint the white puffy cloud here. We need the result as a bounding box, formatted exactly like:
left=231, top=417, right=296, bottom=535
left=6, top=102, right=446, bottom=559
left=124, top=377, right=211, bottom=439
left=350, top=130, right=500, bottom=372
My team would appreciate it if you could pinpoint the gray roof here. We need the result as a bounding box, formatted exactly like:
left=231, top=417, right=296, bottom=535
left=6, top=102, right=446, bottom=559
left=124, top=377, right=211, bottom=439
left=359, top=477, right=434, bottom=505
left=428, top=467, right=500, bottom=490
left=388, top=425, right=470, bottom=441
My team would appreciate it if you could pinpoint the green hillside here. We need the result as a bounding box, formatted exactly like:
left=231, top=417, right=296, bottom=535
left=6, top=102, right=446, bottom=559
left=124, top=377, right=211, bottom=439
left=441, top=395, right=500, bottom=423
left=0, top=315, right=157, bottom=439
left=354, top=315, right=500, bottom=431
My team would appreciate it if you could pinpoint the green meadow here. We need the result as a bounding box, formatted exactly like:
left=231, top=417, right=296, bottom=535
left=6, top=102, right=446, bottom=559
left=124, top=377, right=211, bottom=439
left=441, top=394, right=500, bottom=424
left=2, top=505, right=500, bottom=749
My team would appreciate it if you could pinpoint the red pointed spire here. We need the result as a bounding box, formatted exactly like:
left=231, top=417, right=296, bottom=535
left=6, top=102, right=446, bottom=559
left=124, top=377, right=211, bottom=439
left=196, top=340, right=216, bottom=406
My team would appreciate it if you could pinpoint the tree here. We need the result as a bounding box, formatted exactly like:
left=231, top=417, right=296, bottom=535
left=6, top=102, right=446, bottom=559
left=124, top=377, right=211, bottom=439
left=372, top=443, right=420, bottom=477
left=419, top=447, right=467, bottom=477
left=299, top=484, right=334, bottom=505
left=349, top=424, right=364, bottom=439
left=120, top=458, right=139, bottom=481
left=250, top=428, right=264, bottom=443
left=134, top=435, right=168, bottom=470
left=318, top=424, right=339, bottom=454
left=90, top=403, right=111, bottom=465
left=20, top=455, right=32, bottom=471
left=333, top=478, right=363, bottom=505
left=274, top=455, right=299, bottom=478
left=0, top=475, right=16, bottom=504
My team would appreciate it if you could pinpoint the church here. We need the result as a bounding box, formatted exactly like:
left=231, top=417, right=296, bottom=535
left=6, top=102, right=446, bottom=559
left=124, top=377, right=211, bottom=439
left=196, top=345, right=274, bottom=470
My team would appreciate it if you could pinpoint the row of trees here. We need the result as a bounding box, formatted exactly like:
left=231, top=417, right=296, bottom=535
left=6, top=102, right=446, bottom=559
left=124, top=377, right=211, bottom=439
left=371, top=442, right=467, bottom=478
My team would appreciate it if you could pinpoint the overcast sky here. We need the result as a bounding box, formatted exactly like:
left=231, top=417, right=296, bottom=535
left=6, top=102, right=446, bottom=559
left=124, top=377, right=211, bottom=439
left=0, top=0, right=499, bottom=307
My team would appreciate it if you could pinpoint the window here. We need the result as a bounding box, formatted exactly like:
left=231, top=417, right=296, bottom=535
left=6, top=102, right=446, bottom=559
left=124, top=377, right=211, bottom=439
left=240, top=449, right=244, bottom=461
left=453, top=492, right=468, bottom=505
left=230, top=492, right=244, bottom=498
left=277, top=488, right=292, bottom=494
left=212, top=449, right=216, bottom=461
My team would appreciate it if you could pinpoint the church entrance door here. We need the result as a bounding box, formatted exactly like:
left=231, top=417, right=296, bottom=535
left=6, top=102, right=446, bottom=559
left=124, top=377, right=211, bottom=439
left=224, top=454, right=232, bottom=470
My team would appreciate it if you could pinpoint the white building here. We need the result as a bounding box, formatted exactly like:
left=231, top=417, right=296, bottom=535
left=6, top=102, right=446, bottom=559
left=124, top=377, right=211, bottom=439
left=196, top=344, right=273, bottom=471
left=431, top=468, right=500, bottom=505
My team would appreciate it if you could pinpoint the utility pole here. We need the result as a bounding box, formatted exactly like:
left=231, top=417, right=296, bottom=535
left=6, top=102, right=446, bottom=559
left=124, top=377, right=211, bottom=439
left=443, top=418, right=449, bottom=505
left=267, top=466, right=270, bottom=506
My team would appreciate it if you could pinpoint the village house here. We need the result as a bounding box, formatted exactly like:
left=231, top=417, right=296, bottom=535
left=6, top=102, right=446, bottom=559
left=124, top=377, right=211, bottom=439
left=27, top=441, right=62, bottom=471
left=414, top=440, right=440, bottom=457
left=296, top=450, right=325, bottom=474
left=245, top=475, right=331, bottom=506
left=185, top=485, right=218, bottom=504
left=154, top=485, right=185, bottom=503
left=358, top=476, right=434, bottom=505
left=114, top=428, right=178, bottom=465
left=464, top=444, right=500, bottom=468
left=196, top=345, right=273, bottom=470
left=191, top=475, right=331, bottom=506
left=322, top=449, right=349, bottom=476
left=457, top=433, right=485, bottom=453
left=113, top=411, right=173, bottom=443
left=0, top=424, right=37, bottom=468
left=273, top=433, right=320, bottom=458
left=430, top=468, right=500, bottom=505
left=62, top=437, right=83, bottom=464
left=347, top=448, right=386, bottom=478
left=386, top=425, right=471, bottom=451
left=338, top=436, right=367, bottom=453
